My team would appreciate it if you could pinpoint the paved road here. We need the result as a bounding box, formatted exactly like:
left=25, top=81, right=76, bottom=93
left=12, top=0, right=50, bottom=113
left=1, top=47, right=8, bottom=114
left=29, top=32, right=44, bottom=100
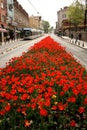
left=0, top=34, right=87, bottom=70
left=51, top=34, right=87, bottom=70
left=0, top=35, right=47, bottom=68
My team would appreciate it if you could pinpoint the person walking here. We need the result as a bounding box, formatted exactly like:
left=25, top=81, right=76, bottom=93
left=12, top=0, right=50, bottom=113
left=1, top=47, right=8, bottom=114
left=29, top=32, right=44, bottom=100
left=75, top=35, right=78, bottom=44
left=6, top=34, right=10, bottom=43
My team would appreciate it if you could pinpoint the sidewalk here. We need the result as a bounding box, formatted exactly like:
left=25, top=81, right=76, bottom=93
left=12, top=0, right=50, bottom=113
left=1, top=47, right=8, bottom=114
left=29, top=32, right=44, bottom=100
left=61, top=36, right=87, bottom=50
left=0, top=39, right=25, bottom=56
left=0, top=35, right=47, bottom=56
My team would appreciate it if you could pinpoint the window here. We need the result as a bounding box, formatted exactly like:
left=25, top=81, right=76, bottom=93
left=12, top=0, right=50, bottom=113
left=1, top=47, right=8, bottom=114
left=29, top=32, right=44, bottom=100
left=0, top=13, right=1, bottom=21
left=0, top=2, right=3, bottom=8
left=1, top=15, right=5, bottom=22
left=9, top=4, right=13, bottom=11
left=62, top=14, right=66, bottom=18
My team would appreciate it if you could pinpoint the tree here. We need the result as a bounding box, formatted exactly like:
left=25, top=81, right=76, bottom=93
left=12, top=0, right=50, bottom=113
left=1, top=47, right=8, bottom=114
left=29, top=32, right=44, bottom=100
left=67, top=0, right=84, bottom=32
left=41, top=20, right=50, bottom=33
left=49, top=26, right=54, bottom=33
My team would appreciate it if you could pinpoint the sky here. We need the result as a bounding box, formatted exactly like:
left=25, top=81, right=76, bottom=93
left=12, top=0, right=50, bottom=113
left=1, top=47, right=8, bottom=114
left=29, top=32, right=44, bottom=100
left=17, top=0, right=74, bottom=27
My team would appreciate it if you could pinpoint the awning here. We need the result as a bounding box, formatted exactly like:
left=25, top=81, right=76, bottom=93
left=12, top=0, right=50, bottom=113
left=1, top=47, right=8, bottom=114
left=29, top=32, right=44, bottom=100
left=0, top=28, right=8, bottom=32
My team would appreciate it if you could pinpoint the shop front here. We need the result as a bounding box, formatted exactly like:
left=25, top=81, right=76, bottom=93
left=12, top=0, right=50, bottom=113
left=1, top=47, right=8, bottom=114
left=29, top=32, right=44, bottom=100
left=0, top=28, right=8, bottom=45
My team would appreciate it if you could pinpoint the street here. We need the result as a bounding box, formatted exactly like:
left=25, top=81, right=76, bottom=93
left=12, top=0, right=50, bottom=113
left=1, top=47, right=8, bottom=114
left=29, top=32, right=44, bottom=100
left=0, top=34, right=87, bottom=70
left=51, top=34, right=87, bottom=70
left=0, top=35, right=47, bottom=68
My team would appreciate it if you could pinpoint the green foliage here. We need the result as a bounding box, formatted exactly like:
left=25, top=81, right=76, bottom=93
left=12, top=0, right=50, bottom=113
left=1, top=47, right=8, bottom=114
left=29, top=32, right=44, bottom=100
left=41, top=20, right=50, bottom=33
left=67, top=0, right=84, bottom=26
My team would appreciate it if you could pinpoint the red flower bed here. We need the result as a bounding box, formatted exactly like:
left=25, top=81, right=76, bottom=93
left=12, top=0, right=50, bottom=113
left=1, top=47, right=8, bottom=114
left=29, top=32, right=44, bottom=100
left=0, top=36, right=87, bottom=129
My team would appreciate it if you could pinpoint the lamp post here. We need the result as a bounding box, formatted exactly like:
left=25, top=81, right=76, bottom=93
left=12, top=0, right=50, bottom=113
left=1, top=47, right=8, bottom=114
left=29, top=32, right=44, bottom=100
left=69, top=17, right=71, bottom=38
left=84, top=0, right=87, bottom=31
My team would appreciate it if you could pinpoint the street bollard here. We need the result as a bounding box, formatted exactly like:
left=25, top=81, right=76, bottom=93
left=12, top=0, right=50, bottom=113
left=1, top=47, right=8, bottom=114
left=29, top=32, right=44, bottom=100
left=82, top=43, right=84, bottom=47
left=78, top=42, right=80, bottom=46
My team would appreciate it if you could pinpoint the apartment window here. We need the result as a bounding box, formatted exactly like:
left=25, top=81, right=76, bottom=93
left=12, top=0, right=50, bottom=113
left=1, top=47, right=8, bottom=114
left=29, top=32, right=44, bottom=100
left=0, top=2, right=3, bottom=8
left=9, top=4, right=13, bottom=11
left=62, top=14, right=66, bottom=18
left=0, top=13, right=1, bottom=21
left=1, top=15, right=5, bottom=22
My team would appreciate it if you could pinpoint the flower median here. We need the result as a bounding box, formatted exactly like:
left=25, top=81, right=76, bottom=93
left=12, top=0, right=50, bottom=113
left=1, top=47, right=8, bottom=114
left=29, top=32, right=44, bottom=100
left=0, top=36, right=87, bottom=130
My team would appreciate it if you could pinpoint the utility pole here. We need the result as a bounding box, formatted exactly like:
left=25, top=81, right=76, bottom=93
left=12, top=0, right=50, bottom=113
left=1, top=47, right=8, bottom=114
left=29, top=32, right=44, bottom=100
left=84, top=0, right=87, bottom=31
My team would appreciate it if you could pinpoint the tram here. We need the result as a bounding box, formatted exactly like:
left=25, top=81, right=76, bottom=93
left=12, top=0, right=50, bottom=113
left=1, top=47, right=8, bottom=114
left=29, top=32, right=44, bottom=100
left=21, top=28, right=44, bottom=40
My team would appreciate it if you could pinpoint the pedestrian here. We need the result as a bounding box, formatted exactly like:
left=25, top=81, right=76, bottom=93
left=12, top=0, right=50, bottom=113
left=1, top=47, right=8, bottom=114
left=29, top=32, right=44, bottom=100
left=6, top=34, right=10, bottom=42
left=10, top=30, right=15, bottom=42
left=75, top=35, right=78, bottom=44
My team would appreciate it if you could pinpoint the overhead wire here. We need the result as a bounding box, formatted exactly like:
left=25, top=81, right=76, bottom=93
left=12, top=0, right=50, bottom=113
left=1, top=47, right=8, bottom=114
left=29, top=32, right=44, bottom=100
left=27, top=0, right=39, bottom=14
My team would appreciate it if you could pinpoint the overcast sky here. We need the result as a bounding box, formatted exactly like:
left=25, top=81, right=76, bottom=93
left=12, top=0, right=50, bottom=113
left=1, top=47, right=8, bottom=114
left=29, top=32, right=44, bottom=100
left=17, top=0, right=74, bottom=27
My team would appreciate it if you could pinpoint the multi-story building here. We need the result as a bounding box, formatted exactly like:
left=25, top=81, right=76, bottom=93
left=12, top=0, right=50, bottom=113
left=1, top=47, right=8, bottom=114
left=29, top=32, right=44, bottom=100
left=56, top=6, right=68, bottom=36
left=0, top=0, right=8, bottom=44
left=14, top=0, right=29, bottom=28
left=7, top=0, right=14, bottom=28
left=29, top=15, right=41, bottom=29
left=56, top=6, right=87, bottom=41
left=7, top=0, right=29, bottom=40
left=0, top=0, right=42, bottom=44
left=6, top=0, right=16, bottom=40
left=0, top=0, right=30, bottom=44
left=13, top=0, right=29, bottom=39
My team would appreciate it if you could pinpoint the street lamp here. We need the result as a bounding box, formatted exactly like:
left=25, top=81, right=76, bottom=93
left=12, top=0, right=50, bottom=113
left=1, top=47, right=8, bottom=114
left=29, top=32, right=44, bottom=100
left=84, top=0, right=87, bottom=31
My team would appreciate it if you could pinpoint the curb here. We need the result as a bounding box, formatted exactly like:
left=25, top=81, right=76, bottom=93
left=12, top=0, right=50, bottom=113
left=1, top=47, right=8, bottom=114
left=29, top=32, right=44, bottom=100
left=62, top=36, right=87, bottom=50
left=0, top=40, right=25, bottom=56
left=68, top=39, right=87, bottom=50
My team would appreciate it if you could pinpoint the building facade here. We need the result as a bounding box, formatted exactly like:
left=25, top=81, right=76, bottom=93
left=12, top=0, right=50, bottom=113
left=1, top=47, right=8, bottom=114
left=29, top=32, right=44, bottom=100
left=0, top=0, right=30, bottom=44
left=13, top=0, right=29, bottom=39
left=56, top=6, right=87, bottom=41
left=56, top=6, right=68, bottom=36
left=0, top=0, right=8, bottom=44
left=14, top=0, right=29, bottom=28
left=29, top=15, right=41, bottom=29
